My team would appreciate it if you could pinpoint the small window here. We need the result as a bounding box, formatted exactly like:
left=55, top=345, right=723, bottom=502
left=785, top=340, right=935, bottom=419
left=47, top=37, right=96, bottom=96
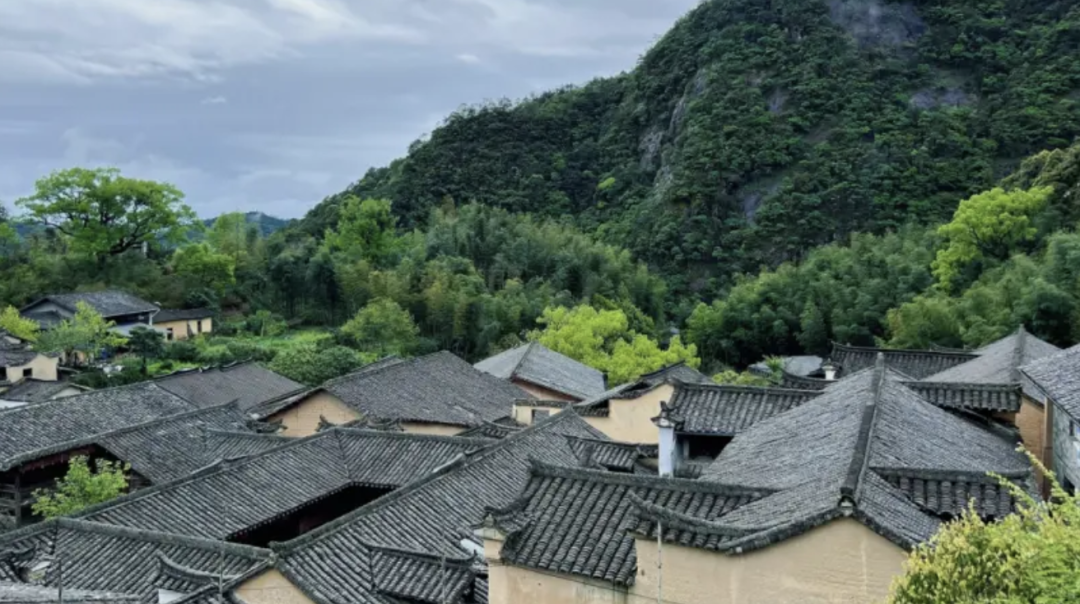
left=22, top=368, right=32, bottom=378
left=166, top=328, right=174, bottom=342
left=532, top=409, right=551, bottom=422
left=197, top=320, right=203, bottom=334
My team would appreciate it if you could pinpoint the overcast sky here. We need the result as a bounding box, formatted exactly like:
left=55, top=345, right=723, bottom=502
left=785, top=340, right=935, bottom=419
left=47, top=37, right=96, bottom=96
left=0, top=0, right=698, bottom=219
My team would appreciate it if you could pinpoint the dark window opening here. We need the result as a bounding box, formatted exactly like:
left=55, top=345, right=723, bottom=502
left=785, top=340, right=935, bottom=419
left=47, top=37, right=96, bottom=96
left=531, top=409, right=550, bottom=422
left=228, top=484, right=394, bottom=547
left=682, top=434, right=733, bottom=461
left=22, top=368, right=32, bottom=378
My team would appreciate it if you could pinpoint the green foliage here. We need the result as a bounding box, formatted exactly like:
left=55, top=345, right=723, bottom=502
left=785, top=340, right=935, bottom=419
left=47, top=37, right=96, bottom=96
left=932, top=188, right=1052, bottom=291
left=889, top=453, right=1080, bottom=604
left=164, top=340, right=200, bottom=363
left=530, top=305, right=699, bottom=384
left=714, top=356, right=782, bottom=386
left=127, top=326, right=165, bottom=374
left=0, top=306, right=39, bottom=342
left=324, top=197, right=400, bottom=267
left=340, top=298, right=419, bottom=357
left=171, top=243, right=236, bottom=295
left=269, top=342, right=362, bottom=385
left=32, top=456, right=129, bottom=519
left=17, top=167, right=198, bottom=262
left=37, top=301, right=127, bottom=363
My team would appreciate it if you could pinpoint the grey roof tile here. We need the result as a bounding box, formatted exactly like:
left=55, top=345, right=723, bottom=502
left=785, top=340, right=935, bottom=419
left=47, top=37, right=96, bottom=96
left=79, top=430, right=490, bottom=541
left=1021, top=343, right=1080, bottom=419
left=320, top=351, right=527, bottom=428
left=456, top=416, right=525, bottom=440
left=154, top=363, right=304, bottom=411
left=475, top=342, right=605, bottom=400
left=0, top=339, right=40, bottom=368
left=204, top=430, right=293, bottom=460
left=0, top=383, right=199, bottom=472
left=0, top=582, right=138, bottom=603
left=0, top=379, right=85, bottom=403
left=924, top=328, right=1060, bottom=398
left=832, top=342, right=977, bottom=379
left=0, top=519, right=269, bottom=603
left=668, top=384, right=820, bottom=436
left=153, top=309, right=214, bottom=323
left=273, top=411, right=608, bottom=603
left=902, top=382, right=1022, bottom=413
left=24, top=291, right=159, bottom=319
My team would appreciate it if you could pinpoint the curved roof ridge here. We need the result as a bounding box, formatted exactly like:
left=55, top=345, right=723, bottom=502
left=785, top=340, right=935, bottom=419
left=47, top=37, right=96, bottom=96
left=832, top=341, right=979, bottom=359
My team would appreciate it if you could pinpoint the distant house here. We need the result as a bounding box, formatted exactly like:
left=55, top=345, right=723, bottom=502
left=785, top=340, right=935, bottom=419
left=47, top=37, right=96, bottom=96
left=20, top=290, right=160, bottom=335
left=152, top=362, right=304, bottom=411
left=482, top=361, right=1034, bottom=604
left=254, top=352, right=528, bottom=437
left=0, top=331, right=58, bottom=389
left=153, top=308, right=214, bottom=341
left=474, top=342, right=606, bottom=401
left=1020, top=342, right=1080, bottom=494
left=1, top=378, right=87, bottom=403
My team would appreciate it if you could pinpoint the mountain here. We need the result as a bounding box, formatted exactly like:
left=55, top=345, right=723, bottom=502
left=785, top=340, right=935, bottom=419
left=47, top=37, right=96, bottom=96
left=303, top=0, right=1080, bottom=298
left=204, top=212, right=290, bottom=237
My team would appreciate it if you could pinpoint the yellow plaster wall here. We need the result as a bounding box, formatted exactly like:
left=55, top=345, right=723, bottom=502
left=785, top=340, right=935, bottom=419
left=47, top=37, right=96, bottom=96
left=156, top=317, right=214, bottom=340
left=401, top=422, right=466, bottom=436
left=4, top=354, right=59, bottom=383
left=268, top=391, right=361, bottom=438
left=1015, top=397, right=1045, bottom=466
left=632, top=518, right=907, bottom=604
left=489, top=564, right=628, bottom=604
left=234, top=569, right=316, bottom=604
left=585, top=384, right=674, bottom=444
left=514, top=380, right=578, bottom=402
left=512, top=404, right=570, bottom=425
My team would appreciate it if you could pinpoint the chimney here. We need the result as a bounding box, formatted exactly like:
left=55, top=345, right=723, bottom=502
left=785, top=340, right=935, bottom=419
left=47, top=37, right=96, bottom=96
left=656, top=402, right=677, bottom=477
left=822, top=359, right=838, bottom=382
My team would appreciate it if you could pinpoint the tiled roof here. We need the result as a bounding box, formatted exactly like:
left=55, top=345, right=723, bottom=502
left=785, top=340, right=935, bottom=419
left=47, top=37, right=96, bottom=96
left=902, top=382, right=1022, bottom=413
left=20, top=310, right=64, bottom=330
left=24, top=291, right=159, bottom=319
left=876, top=469, right=1025, bottom=519
left=475, top=342, right=606, bottom=400
left=456, top=416, right=525, bottom=440
left=667, top=384, right=820, bottom=436
left=272, top=411, right=608, bottom=603
left=565, top=437, right=653, bottom=472
left=154, top=363, right=304, bottom=411
left=832, top=342, right=978, bottom=380
left=0, top=383, right=199, bottom=472
left=1022, top=343, right=1080, bottom=419
left=751, top=355, right=823, bottom=377
left=0, top=582, right=138, bottom=603
left=637, top=362, right=713, bottom=386
left=924, top=328, right=1060, bottom=398
left=697, top=361, right=1032, bottom=552
left=571, top=362, right=714, bottom=418
left=489, top=464, right=767, bottom=586
left=318, top=351, right=527, bottom=428
left=0, top=379, right=85, bottom=403
left=0, top=337, right=40, bottom=367
left=0, top=518, right=269, bottom=602
left=370, top=546, right=477, bottom=603
left=154, top=308, right=214, bottom=323
left=779, top=370, right=829, bottom=391
left=79, top=429, right=491, bottom=541
left=205, top=430, right=293, bottom=460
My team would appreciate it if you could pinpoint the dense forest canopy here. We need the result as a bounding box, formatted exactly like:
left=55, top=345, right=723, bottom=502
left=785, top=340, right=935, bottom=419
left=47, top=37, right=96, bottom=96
left=4, top=0, right=1080, bottom=378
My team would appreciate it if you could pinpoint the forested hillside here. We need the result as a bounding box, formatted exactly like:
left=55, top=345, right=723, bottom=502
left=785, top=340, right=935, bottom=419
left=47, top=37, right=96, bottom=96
left=309, top=0, right=1080, bottom=300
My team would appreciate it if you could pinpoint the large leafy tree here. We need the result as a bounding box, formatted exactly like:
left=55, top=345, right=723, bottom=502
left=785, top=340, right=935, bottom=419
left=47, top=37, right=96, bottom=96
left=324, top=197, right=399, bottom=267
left=269, top=343, right=362, bottom=385
left=932, top=187, right=1052, bottom=291
left=17, top=167, right=198, bottom=263
left=0, top=306, right=40, bottom=342
left=38, top=301, right=127, bottom=363
left=340, top=298, right=420, bottom=358
left=889, top=456, right=1080, bottom=603
left=171, top=243, right=236, bottom=295
left=32, top=456, right=129, bottom=519
left=530, top=304, right=699, bottom=384
left=127, top=326, right=165, bottom=374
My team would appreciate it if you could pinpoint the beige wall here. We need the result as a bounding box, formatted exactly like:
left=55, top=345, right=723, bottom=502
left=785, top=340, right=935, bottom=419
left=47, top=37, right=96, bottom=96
left=156, top=317, right=213, bottom=340
left=490, top=564, right=628, bottom=604
left=586, top=385, right=674, bottom=444
left=1014, top=398, right=1045, bottom=466
left=4, top=354, right=59, bottom=383
left=401, top=422, right=465, bottom=436
left=514, top=379, right=578, bottom=402
left=234, top=569, right=316, bottom=604
left=512, top=403, right=570, bottom=426
left=268, top=391, right=361, bottom=438
left=632, top=518, right=906, bottom=604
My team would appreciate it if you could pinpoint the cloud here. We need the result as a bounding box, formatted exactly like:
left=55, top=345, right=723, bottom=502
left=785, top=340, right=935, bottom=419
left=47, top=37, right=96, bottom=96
left=201, top=96, right=228, bottom=105
left=456, top=53, right=481, bottom=64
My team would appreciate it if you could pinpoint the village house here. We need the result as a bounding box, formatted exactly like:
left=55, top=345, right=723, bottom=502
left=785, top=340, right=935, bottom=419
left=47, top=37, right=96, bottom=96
left=0, top=335, right=58, bottom=393
left=1, top=379, right=88, bottom=404
left=152, top=308, right=215, bottom=341
left=254, top=352, right=527, bottom=437
left=511, top=362, right=712, bottom=443
left=482, top=360, right=1033, bottom=604
left=1020, top=343, right=1080, bottom=494
left=152, top=362, right=304, bottom=412
left=474, top=342, right=606, bottom=402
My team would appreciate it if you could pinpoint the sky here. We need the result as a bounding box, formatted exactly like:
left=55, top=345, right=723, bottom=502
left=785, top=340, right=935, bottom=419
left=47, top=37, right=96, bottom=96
left=0, top=0, right=699, bottom=219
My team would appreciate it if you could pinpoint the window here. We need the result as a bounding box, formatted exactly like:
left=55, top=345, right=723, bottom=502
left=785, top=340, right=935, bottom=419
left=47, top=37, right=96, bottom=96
left=166, top=328, right=174, bottom=342
left=22, top=368, right=32, bottom=378
left=531, top=409, right=551, bottom=422
left=197, top=320, right=203, bottom=334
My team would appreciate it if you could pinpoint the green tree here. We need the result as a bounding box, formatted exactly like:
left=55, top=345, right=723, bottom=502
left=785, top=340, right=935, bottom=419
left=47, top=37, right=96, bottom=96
left=324, top=197, right=399, bottom=267
left=32, top=456, right=129, bottom=519
left=127, top=326, right=165, bottom=374
left=933, top=187, right=1053, bottom=291
left=530, top=305, right=699, bottom=384
left=171, top=243, right=236, bottom=295
left=207, top=212, right=257, bottom=262
left=269, top=343, right=362, bottom=385
left=37, top=301, right=127, bottom=363
left=16, top=168, right=198, bottom=264
left=340, top=298, right=420, bottom=357
left=714, top=357, right=782, bottom=386
left=886, top=296, right=963, bottom=350
left=0, top=306, right=40, bottom=342
left=889, top=454, right=1080, bottom=604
